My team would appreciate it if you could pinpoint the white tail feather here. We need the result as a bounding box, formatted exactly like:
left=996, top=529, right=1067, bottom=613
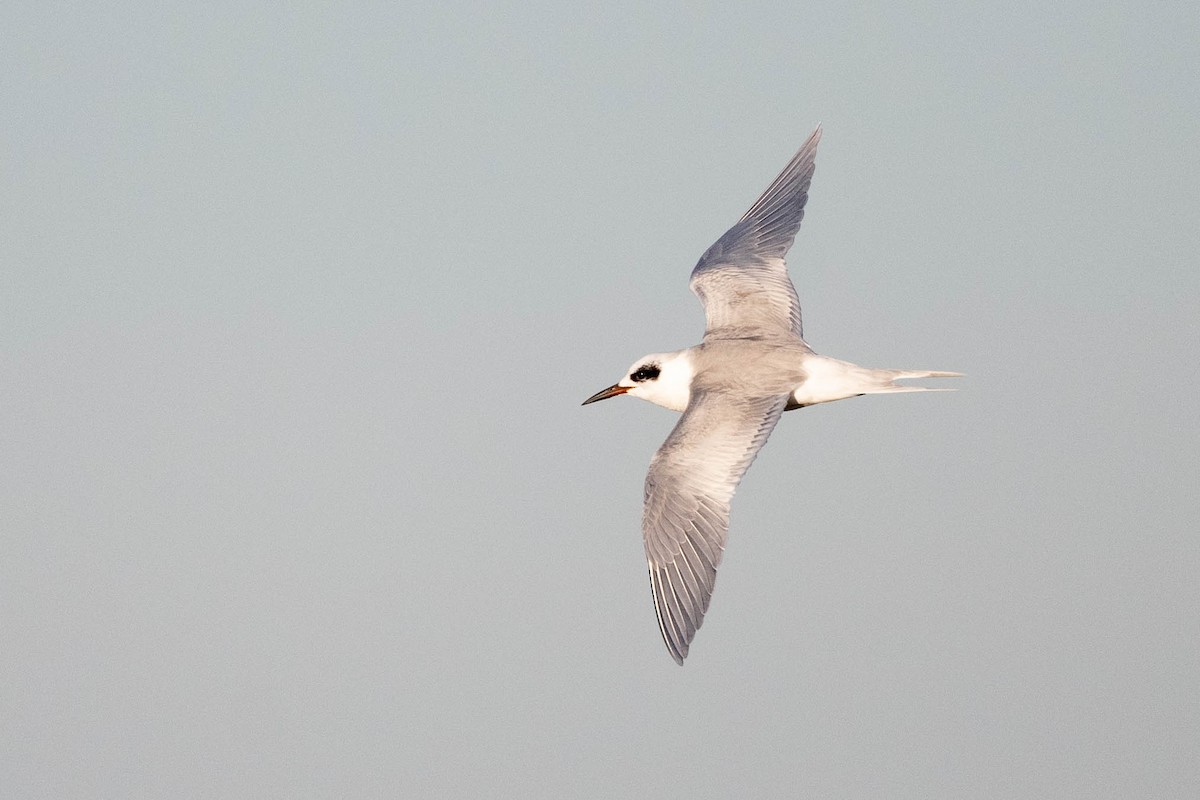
left=862, top=384, right=957, bottom=395
left=892, top=370, right=965, bottom=380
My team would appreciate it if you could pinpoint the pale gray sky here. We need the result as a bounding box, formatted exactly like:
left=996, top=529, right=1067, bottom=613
left=3, top=2, right=1198, bottom=797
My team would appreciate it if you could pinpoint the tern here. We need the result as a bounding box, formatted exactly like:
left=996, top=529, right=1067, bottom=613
left=583, top=126, right=960, bottom=665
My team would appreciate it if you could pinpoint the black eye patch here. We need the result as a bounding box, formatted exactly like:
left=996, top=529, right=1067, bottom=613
left=631, top=364, right=661, bottom=382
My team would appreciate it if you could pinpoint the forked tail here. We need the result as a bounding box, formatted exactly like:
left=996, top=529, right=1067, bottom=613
left=790, top=357, right=963, bottom=408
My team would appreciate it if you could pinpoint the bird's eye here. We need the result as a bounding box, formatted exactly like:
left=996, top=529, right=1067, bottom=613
left=631, top=364, right=661, bottom=383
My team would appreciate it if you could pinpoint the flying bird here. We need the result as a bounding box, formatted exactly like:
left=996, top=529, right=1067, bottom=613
left=583, top=126, right=960, bottom=664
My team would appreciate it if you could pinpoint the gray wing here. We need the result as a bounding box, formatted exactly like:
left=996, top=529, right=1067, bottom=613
left=643, top=390, right=789, bottom=664
left=689, top=125, right=821, bottom=340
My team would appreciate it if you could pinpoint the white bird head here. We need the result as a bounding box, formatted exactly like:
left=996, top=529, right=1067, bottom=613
left=582, top=350, right=694, bottom=412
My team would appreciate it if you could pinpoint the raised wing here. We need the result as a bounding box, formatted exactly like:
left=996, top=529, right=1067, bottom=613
left=689, top=125, right=821, bottom=340
left=643, top=391, right=789, bottom=664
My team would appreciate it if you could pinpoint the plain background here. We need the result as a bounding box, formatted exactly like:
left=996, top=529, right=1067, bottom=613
left=3, top=2, right=1198, bottom=797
